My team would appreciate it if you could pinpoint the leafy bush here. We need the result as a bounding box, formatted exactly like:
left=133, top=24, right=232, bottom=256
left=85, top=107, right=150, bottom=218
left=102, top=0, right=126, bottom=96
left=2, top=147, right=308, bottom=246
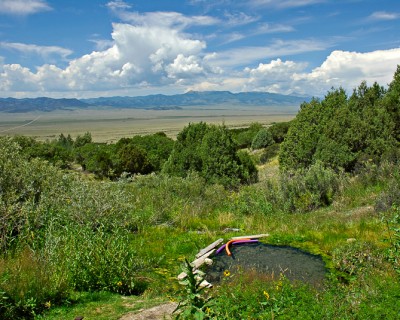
left=226, top=186, right=273, bottom=216
left=74, top=131, right=92, bottom=148
left=374, top=162, right=400, bottom=213
left=251, top=128, right=274, bottom=150
left=0, top=137, right=64, bottom=252
left=381, top=206, right=400, bottom=275
left=129, top=133, right=174, bottom=171
left=268, top=121, right=291, bottom=143
left=231, top=122, right=263, bottom=148
left=47, top=227, right=150, bottom=295
left=114, top=143, right=153, bottom=176
left=280, top=75, right=399, bottom=172
left=332, top=241, right=380, bottom=277
left=259, top=144, right=280, bottom=164
left=0, top=247, right=70, bottom=319
left=277, top=161, right=341, bottom=213
left=74, top=143, right=114, bottom=177
left=163, top=123, right=258, bottom=188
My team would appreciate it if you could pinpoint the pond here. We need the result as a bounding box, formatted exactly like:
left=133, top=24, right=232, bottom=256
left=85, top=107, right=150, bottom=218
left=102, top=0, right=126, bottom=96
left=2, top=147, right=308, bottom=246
left=205, top=242, right=327, bottom=287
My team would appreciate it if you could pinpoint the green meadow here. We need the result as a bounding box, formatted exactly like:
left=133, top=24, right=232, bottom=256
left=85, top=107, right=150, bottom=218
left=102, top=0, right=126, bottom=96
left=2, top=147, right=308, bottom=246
left=1, top=69, right=400, bottom=319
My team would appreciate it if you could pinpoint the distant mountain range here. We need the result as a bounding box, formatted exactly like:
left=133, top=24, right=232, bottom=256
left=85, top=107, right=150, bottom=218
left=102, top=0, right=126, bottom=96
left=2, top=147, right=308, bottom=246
left=0, top=91, right=310, bottom=113
left=0, top=97, right=88, bottom=113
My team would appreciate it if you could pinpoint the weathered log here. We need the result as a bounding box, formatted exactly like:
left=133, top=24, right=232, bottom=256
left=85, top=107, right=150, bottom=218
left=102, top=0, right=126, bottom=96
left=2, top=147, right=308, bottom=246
left=195, top=238, right=223, bottom=258
left=231, top=233, right=270, bottom=240
left=191, top=249, right=215, bottom=269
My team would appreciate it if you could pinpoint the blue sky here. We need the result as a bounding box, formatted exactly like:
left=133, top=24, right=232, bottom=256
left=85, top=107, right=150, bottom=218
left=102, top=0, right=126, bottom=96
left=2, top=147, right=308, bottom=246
left=0, top=0, right=399, bottom=98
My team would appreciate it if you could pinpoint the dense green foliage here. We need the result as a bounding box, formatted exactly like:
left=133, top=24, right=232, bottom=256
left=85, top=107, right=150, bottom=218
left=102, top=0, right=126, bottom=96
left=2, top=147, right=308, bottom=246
left=231, top=122, right=263, bottom=148
left=251, top=128, right=274, bottom=150
left=2, top=68, right=400, bottom=319
left=1, top=130, right=400, bottom=318
left=11, top=132, right=174, bottom=179
left=268, top=121, right=291, bottom=143
left=280, top=68, right=400, bottom=172
left=163, top=122, right=258, bottom=188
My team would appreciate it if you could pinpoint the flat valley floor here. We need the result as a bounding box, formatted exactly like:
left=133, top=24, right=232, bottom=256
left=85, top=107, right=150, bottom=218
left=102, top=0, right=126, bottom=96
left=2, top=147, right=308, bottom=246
left=0, top=106, right=296, bottom=142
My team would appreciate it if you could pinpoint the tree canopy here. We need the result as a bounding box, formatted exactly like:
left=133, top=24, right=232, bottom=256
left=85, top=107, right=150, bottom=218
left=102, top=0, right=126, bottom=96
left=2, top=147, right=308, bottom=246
left=280, top=67, right=400, bottom=172
left=162, top=122, right=258, bottom=188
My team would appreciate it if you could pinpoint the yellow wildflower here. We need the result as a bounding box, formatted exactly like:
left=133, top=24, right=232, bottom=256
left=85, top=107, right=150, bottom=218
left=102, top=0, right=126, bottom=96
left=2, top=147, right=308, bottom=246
left=223, top=270, right=231, bottom=277
left=44, top=301, right=51, bottom=309
left=263, top=290, right=270, bottom=300
left=117, top=281, right=123, bottom=287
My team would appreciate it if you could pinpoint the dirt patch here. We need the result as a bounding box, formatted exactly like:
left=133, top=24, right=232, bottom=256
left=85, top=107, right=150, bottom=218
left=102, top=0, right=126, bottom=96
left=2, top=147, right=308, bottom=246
left=119, top=302, right=178, bottom=320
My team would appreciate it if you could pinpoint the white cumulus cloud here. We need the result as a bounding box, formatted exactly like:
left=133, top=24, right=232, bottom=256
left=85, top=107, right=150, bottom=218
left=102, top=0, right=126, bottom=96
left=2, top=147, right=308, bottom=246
left=293, top=48, right=400, bottom=96
left=0, top=18, right=214, bottom=96
left=0, top=0, right=51, bottom=16
left=244, top=59, right=307, bottom=94
left=249, top=0, right=325, bottom=9
left=367, top=11, right=400, bottom=21
left=0, top=42, right=72, bottom=59
left=188, top=48, right=400, bottom=96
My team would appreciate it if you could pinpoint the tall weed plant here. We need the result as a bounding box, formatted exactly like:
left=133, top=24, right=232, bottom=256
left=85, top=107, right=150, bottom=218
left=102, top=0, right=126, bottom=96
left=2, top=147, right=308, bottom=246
left=0, top=247, right=69, bottom=319
left=45, top=226, right=151, bottom=295
left=0, top=137, right=63, bottom=252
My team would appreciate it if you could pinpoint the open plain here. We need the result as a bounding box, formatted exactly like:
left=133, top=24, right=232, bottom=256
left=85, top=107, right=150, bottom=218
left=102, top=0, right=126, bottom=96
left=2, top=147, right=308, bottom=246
left=0, top=106, right=296, bottom=142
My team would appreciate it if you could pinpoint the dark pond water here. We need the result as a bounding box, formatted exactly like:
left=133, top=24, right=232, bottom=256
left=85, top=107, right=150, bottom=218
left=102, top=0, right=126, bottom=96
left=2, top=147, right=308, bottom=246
left=205, top=242, right=327, bottom=287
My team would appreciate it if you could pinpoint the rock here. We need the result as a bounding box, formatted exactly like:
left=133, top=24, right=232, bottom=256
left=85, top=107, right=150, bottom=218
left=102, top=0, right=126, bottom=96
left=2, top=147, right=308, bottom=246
left=223, top=228, right=241, bottom=233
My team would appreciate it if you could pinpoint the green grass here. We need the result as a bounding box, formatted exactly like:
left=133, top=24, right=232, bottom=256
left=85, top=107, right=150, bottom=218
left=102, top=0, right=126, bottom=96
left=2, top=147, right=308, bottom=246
left=1, top=145, right=399, bottom=319
left=38, top=292, right=168, bottom=320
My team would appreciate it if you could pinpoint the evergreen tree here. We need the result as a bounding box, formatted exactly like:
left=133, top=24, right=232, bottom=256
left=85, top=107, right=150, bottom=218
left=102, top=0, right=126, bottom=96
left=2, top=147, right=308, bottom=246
left=163, top=122, right=257, bottom=188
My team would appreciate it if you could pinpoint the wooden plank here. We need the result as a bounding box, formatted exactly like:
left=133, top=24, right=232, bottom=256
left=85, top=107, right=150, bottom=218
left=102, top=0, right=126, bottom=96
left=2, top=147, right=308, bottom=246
left=177, top=269, right=200, bottom=281
left=231, top=233, right=270, bottom=240
left=191, top=249, right=215, bottom=269
left=195, top=238, right=224, bottom=258
left=177, top=272, right=187, bottom=280
left=199, top=280, right=213, bottom=288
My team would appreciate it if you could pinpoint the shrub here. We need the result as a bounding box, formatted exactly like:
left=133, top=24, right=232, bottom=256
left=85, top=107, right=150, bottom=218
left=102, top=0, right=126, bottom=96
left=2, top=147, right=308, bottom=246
left=277, top=161, right=341, bottom=213
left=0, top=137, right=64, bottom=252
left=114, top=143, right=153, bottom=176
left=47, top=227, right=150, bottom=295
left=332, top=241, right=380, bottom=277
left=0, top=247, right=70, bottom=319
left=374, top=164, right=400, bottom=213
left=129, top=133, right=174, bottom=171
left=280, top=76, right=398, bottom=172
left=231, top=122, right=263, bottom=148
left=251, top=128, right=274, bottom=150
left=268, top=121, right=291, bottom=143
left=226, top=186, right=273, bottom=216
left=259, top=144, right=280, bottom=164
left=381, top=206, right=400, bottom=275
left=163, top=123, right=258, bottom=188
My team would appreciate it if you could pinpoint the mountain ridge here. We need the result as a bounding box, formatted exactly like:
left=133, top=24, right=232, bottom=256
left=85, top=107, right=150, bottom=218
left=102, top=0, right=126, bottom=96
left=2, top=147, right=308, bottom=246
left=0, top=91, right=310, bottom=113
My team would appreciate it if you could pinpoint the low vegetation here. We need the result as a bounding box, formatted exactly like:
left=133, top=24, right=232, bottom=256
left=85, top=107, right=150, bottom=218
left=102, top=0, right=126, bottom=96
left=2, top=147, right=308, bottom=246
left=1, top=68, right=400, bottom=319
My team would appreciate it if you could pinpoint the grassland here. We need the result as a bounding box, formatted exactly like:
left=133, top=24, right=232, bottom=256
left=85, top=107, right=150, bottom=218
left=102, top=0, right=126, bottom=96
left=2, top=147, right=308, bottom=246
left=0, top=106, right=296, bottom=142
left=37, top=159, right=400, bottom=319
left=1, top=105, right=399, bottom=319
